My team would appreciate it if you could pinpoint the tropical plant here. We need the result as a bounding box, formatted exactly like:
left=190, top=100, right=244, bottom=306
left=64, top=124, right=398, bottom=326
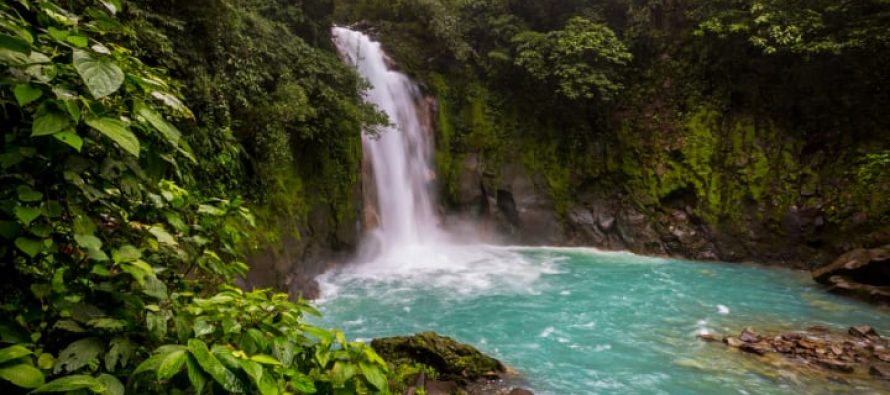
left=0, top=1, right=391, bottom=393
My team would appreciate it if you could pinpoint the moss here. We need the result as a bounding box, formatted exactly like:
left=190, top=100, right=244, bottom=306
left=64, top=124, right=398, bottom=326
left=520, top=141, right=573, bottom=217
left=430, top=73, right=462, bottom=205
left=371, top=332, right=504, bottom=383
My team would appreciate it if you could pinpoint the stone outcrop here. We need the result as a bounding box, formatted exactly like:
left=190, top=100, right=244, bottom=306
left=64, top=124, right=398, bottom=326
left=371, top=332, right=532, bottom=395
left=711, top=325, right=890, bottom=386
left=812, top=245, right=890, bottom=301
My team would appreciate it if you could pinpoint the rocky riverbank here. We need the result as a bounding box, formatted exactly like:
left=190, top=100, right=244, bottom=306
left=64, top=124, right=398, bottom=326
left=701, top=325, right=890, bottom=387
left=371, top=332, right=534, bottom=395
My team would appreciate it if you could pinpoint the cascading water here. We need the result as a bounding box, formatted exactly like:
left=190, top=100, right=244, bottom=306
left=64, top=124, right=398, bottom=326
left=333, top=27, right=441, bottom=255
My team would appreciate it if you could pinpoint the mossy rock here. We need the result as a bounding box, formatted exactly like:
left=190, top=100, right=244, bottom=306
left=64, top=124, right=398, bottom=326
left=371, top=332, right=505, bottom=382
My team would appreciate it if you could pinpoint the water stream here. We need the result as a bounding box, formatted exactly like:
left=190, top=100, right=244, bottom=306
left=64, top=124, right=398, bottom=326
left=327, top=27, right=890, bottom=394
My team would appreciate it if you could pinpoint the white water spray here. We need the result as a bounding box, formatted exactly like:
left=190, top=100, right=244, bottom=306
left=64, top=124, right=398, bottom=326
left=333, top=27, right=441, bottom=255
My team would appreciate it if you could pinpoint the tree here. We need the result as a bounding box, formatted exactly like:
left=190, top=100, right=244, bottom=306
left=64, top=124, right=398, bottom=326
left=513, top=16, right=632, bottom=101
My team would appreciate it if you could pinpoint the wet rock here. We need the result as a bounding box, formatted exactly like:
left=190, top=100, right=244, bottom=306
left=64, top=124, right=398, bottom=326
left=508, top=389, right=535, bottom=395
left=739, top=342, right=770, bottom=355
left=372, top=332, right=505, bottom=383
left=816, top=359, right=855, bottom=373
left=812, top=245, right=890, bottom=302
left=773, top=340, right=796, bottom=353
left=876, top=352, right=890, bottom=363
left=739, top=327, right=761, bottom=343
left=724, top=337, right=744, bottom=347
left=830, top=345, right=844, bottom=356
left=871, top=365, right=890, bottom=380
left=849, top=325, right=880, bottom=339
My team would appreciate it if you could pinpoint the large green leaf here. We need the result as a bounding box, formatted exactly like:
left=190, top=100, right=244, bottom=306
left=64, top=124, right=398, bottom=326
left=14, top=206, right=41, bottom=226
left=0, top=33, right=30, bottom=53
left=32, top=374, right=105, bottom=393
left=53, top=337, right=104, bottom=374
left=95, top=374, right=123, bottom=395
left=53, top=131, right=84, bottom=152
left=74, top=234, right=108, bottom=261
left=14, top=84, right=42, bottom=106
left=16, top=185, right=43, bottom=202
left=72, top=50, right=124, bottom=99
left=0, top=363, right=45, bottom=388
left=249, top=354, right=281, bottom=366
left=290, top=372, right=316, bottom=394
left=187, top=339, right=246, bottom=393
left=14, top=237, right=43, bottom=257
left=0, top=345, right=32, bottom=364
left=133, top=353, right=165, bottom=375
left=32, top=111, right=71, bottom=136
left=157, top=350, right=187, bottom=381
left=135, top=101, right=181, bottom=146
left=104, top=337, right=134, bottom=371
left=239, top=360, right=278, bottom=395
left=85, top=117, right=139, bottom=157
left=186, top=357, right=207, bottom=394
left=359, top=361, right=387, bottom=392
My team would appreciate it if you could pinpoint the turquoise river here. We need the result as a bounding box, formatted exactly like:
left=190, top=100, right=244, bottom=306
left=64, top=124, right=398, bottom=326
left=315, top=245, right=890, bottom=394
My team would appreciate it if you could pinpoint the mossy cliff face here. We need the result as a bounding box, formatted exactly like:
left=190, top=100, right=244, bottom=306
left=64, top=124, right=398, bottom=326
left=426, top=74, right=887, bottom=268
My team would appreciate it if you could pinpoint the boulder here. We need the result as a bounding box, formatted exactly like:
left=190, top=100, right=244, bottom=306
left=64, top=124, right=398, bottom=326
left=849, top=325, right=881, bottom=339
left=812, top=246, right=890, bottom=301
left=739, top=327, right=761, bottom=343
left=371, top=332, right=505, bottom=383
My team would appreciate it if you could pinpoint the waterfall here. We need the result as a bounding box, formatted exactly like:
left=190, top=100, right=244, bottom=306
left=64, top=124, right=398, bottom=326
left=333, top=27, right=442, bottom=255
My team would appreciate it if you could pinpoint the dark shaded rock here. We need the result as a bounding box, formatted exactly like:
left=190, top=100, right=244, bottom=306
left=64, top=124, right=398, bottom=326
left=739, top=327, right=761, bottom=343
left=424, top=379, right=460, bottom=395
left=508, top=389, right=534, bottom=395
left=849, top=325, right=880, bottom=339
left=813, top=246, right=890, bottom=302
left=872, top=365, right=890, bottom=380
left=816, top=359, right=855, bottom=373
left=372, top=332, right=505, bottom=383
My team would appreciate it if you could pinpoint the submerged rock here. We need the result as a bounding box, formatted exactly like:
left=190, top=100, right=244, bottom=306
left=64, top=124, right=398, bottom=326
left=711, top=325, right=890, bottom=388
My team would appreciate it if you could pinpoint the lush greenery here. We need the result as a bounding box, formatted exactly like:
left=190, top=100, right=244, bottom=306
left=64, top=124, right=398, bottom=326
left=0, top=1, right=392, bottom=394
left=1, top=0, right=888, bottom=393
left=335, top=0, right=890, bottom=245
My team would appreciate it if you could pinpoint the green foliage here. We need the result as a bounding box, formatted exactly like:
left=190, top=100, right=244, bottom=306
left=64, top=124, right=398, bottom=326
left=0, top=1, right=394, bottom=394
left=513, top=16, right=631, bottom=101
left=695, top=0, right=890, bottom=55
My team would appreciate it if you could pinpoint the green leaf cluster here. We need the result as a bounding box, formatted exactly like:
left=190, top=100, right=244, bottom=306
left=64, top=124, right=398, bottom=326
left=0, top=1, right=395, bottom=394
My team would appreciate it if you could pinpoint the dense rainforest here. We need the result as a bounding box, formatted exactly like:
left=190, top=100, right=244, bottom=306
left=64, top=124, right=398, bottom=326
left=0, top=0, right=888, bottom=394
